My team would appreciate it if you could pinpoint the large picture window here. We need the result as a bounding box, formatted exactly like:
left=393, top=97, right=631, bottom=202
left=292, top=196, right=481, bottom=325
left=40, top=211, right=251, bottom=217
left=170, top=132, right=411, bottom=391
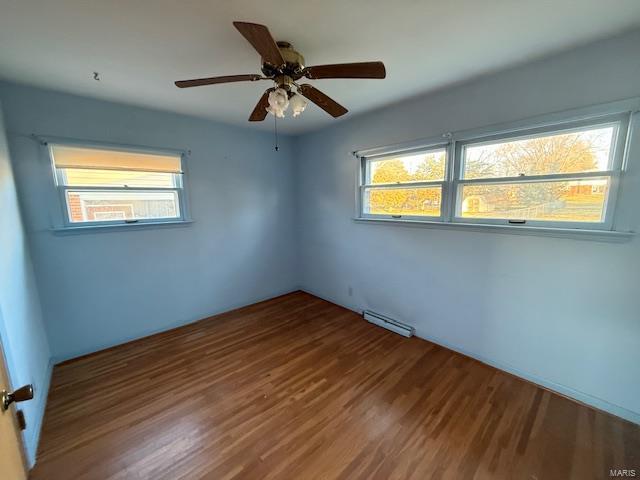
left=50, top=143, right=188, bottom=228
left=358, top=112, right=630, bottom=231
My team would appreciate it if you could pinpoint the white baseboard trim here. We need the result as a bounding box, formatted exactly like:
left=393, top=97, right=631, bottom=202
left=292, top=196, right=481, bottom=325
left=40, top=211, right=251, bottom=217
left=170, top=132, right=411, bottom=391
left=53, top=287, right=302, bottom=364
left=300, top=288, right=362, bottom=317
left=300, top=287, right=640, bottom=426
left=414, top=329, right=640, bottom=426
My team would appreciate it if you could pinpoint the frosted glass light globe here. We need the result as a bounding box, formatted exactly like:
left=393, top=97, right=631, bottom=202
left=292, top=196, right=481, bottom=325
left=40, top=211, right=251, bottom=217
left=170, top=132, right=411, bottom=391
left=290, top=93, right=308, bottom=118
left=266, top=88, right=289, bottom=118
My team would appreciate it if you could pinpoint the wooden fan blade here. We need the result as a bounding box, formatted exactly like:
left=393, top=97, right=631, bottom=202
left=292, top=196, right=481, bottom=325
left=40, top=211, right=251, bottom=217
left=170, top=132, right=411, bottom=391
left=304, top=61, right=386, bottom=79
left=297, top=84, right=348, bottom=118
left=175, top=74, right=262, bottom=88
left=249, top=88, right=274, bottom=122
left=233, top=22, right=285, bottom=67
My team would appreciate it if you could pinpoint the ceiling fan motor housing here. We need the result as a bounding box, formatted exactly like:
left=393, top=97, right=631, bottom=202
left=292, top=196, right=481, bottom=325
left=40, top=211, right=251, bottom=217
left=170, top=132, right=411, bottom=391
left=261, top=41, right=305, bottom=82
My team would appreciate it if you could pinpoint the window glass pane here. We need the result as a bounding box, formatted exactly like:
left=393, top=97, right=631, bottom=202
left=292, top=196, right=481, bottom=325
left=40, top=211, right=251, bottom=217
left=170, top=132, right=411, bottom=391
left=364, top=186, right=442, bottom=217
left=66, top=190, right=180, bottom=223
left=459, top=178, right=609, bottom=223
left=368, top=149, right=446, bottom=184
left=462, top=126, right=615, bottom=179
left=62, top=168, right=176, bottom=188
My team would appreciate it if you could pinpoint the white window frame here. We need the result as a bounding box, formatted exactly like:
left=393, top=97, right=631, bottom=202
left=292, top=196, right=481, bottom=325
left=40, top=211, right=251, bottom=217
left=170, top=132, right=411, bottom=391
left=451, top=114, right=628, bottom=231
left=42, top=137, right=192, bottom=230
left=359, top=143, right=450, bottom=222
left=356, top=104, right=635, bottom=234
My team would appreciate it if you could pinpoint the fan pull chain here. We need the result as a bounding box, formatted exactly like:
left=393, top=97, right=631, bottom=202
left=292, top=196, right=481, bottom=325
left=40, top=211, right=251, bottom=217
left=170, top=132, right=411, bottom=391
left=274, top=114, right=279, bottom=151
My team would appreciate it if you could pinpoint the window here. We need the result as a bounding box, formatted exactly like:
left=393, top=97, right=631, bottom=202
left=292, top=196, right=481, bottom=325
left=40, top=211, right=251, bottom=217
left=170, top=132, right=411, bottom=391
left=361, top=146, right=448, bottom=220
left=455, top=123, right=619, bottom=227
left=358, top=112, right=630, bottom=231
left=50, top=144, right=188, bottom=227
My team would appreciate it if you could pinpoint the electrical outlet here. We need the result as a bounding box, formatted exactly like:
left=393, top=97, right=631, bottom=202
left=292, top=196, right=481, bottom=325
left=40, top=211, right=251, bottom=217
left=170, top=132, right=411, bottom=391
left=348, top=286, right=353, bottom=297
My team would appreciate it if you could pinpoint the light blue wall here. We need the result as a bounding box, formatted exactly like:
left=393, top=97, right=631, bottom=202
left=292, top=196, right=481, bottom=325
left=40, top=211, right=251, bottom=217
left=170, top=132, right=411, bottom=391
left=0, top=82, right=298, bottom=362
left=0, top=103, right=52, bottom=466
left=294, top=29, right=640, bottom=423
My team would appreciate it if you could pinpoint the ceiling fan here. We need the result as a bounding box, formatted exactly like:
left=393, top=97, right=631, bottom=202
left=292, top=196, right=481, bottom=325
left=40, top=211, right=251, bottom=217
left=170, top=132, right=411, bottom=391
left=175, top=22, right=386, bottom=121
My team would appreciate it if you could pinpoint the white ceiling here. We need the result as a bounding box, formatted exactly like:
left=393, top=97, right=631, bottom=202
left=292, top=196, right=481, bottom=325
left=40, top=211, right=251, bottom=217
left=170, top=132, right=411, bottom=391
left=1, top=0, right=639, bottom=134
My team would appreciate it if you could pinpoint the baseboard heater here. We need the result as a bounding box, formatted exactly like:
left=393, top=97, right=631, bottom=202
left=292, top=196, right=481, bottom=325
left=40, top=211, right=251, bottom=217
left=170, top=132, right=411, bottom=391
left=363, top=310, right=414, bottom=338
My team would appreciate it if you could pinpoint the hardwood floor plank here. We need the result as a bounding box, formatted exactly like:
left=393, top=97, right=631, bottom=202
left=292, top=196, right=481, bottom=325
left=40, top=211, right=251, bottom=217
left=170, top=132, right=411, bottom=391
left=30, top=291, right=639, bottom=479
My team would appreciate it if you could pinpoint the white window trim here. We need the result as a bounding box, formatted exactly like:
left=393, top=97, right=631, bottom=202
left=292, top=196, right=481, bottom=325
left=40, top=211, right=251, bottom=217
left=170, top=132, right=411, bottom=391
left=360, top=143, right=449, bottom=223
left=37, top=136, right=193, bottom=232
left=353, top=98, right=639, bottom=239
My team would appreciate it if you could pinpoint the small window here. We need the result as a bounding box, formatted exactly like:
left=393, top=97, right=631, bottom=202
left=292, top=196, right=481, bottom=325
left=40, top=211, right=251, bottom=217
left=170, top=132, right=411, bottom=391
left=361, top=147, right=448, bottom=219
left=455, top=122, right=621, bottom=227
left=50, top=144, right=187, bottom=227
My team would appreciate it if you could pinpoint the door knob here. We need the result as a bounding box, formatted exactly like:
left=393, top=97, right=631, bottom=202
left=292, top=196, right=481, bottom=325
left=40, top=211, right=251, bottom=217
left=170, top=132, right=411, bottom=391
left=1, top=384, right=34, bottom=411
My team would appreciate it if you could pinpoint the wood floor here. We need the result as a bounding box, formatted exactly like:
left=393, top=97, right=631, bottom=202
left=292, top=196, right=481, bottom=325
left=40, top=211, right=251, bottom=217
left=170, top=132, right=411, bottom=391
left=30, top=291, right=639, bottom=480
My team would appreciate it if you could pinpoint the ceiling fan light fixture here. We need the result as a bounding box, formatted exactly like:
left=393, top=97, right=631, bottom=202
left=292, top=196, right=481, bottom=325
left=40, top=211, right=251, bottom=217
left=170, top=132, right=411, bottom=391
left=290, top=93, right=307, bottom=118
left=266, top=88, right=289, bottom=118
left=176, top=22, right=386, bottom=122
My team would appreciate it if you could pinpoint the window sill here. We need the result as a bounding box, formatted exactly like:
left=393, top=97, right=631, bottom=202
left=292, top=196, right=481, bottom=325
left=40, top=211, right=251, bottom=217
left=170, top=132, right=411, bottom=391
left=353, top=217, right=635, bottom=242
left=50, top=219, right=194, bottom=235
